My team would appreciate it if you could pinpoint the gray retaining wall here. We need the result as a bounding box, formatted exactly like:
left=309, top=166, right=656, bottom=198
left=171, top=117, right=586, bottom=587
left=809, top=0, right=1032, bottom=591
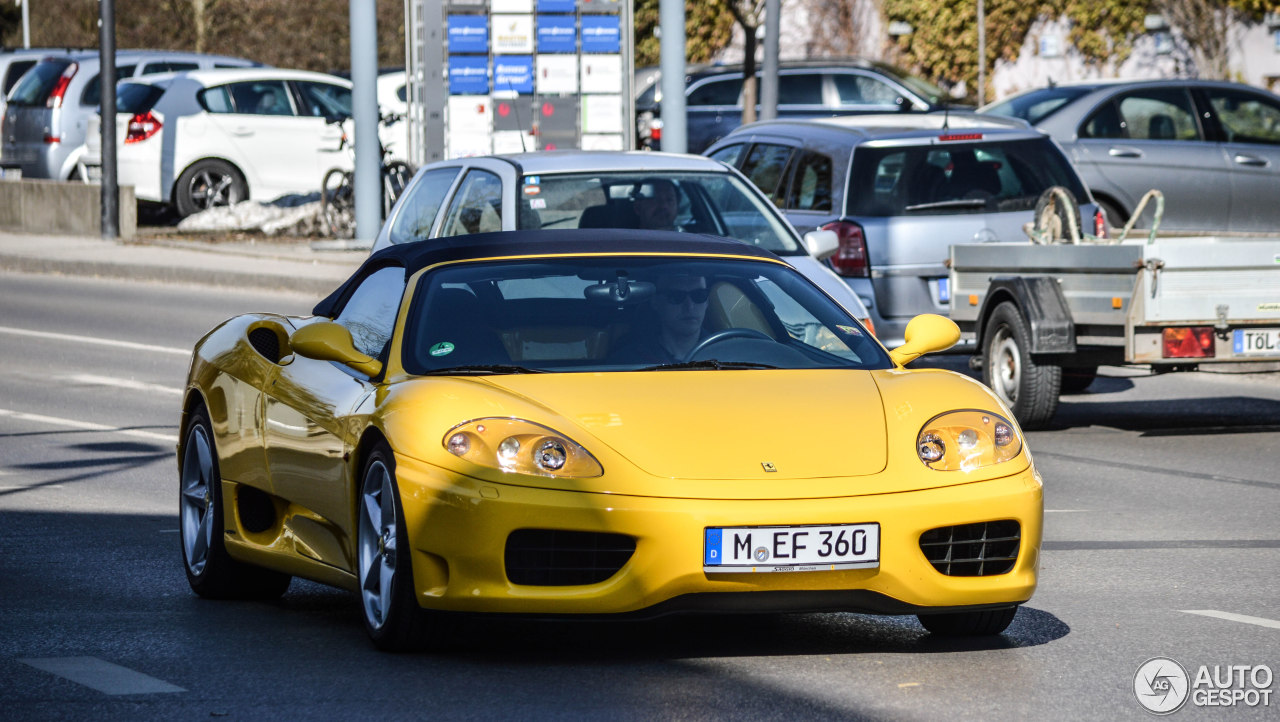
left=0, top=179, right=136, bottom=239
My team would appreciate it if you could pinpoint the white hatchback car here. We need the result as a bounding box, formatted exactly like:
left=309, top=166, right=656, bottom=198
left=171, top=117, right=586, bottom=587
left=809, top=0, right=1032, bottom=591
left=84, top=67, right=355, bottom=217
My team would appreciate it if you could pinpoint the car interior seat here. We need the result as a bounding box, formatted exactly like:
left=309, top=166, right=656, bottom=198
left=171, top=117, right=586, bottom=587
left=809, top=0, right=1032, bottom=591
left=1147, top=113, right=1175, bottom=140
left=578, top=200, right=638, bottom=229
left=945, top=156, right=1002, bottom=200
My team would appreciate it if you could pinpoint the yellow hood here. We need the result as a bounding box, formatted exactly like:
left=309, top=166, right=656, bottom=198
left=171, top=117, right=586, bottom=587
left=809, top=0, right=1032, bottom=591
left=482, top=370, right=888, bottom=480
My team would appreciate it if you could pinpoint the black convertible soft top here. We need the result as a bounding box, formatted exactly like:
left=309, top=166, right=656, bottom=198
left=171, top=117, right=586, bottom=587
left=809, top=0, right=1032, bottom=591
left=313, top=229, right=782, bottom=318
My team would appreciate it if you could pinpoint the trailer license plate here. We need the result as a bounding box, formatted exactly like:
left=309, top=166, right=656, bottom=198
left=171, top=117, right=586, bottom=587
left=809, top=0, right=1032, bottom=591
left=1234, top=328, right=1280, bottom=356
left=704, top=523, right=879, bottom=572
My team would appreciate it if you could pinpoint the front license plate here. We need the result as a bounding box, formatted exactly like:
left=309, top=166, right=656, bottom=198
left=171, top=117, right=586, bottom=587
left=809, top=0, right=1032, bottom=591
left=1234, top=328, right=1280, bottom=356
left=704, top=523, right=880, bottom=573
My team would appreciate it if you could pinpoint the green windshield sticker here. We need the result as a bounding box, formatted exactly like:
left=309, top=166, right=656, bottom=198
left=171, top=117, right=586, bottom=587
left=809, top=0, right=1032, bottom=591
left=429, top=342, right=455, bottom=357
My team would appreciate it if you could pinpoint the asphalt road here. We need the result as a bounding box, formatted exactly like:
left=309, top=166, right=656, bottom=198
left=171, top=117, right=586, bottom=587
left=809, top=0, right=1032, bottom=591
left=1, top=271, right=1277, bottom=720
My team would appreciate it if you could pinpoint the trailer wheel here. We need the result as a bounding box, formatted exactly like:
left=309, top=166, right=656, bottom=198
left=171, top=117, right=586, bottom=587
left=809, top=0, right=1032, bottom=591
left=983, top=302, right=1061, bottom=429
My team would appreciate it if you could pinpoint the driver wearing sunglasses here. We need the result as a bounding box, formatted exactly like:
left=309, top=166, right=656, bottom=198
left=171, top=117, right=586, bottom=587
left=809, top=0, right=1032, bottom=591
left=612, top=275, right=710, bottom=364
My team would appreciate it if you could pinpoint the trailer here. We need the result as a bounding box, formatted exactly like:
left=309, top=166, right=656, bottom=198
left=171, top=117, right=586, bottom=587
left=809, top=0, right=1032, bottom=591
left=949, top=228, right=1280, bottom=429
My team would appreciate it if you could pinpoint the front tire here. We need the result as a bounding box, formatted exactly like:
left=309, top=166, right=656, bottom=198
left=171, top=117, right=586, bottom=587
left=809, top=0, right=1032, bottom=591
left=357, top=442, right=431, bottom=651
left=918, top=606, right=1018, bottom=636
left=983, top=302, right=1060, bottom=429
left=180, top=405, right=290, bottom=599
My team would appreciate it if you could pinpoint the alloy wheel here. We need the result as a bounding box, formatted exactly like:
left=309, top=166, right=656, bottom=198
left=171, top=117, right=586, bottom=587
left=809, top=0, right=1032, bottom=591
left=180, top=423, right=216, bottom=576
left=358, top=460, right=397, bottom=630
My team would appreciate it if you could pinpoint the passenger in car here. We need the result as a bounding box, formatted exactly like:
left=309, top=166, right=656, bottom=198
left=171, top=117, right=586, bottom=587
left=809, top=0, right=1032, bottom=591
left=632, top=178, right=681, bottom=231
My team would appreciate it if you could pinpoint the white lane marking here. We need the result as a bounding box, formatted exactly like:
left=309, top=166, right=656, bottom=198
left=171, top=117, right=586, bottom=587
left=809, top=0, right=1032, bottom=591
left=1045, top=509, right=1090, bottom=513
left=64, top=373, right=183, bottom=396
left=20, top=657, right=185, bottom=695
left=0, top=408, right=176, bottom=444
left=0, top=325, right=189, bottom=356
left=1180, top=610, right=1280, bottom=630
left=0, top=485, right=64, bottom=490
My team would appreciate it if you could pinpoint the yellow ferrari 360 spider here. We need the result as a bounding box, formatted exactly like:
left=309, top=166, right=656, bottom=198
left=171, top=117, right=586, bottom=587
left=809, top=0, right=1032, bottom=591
left=178, top=229, right=1042, bottom=650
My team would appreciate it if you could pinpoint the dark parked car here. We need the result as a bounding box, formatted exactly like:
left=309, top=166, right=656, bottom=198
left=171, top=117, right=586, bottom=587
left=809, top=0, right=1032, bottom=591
left=705, top=113, right=1101, bottom=348
left=980, top=79, right=1280, bottom=232
left=636, top=58, right=961, bottom=153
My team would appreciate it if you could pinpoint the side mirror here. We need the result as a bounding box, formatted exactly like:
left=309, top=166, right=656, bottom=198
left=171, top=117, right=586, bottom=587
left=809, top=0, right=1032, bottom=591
left=802, top=229, right=839, bottom=260
left=289, top=321, right=382, bottom=377
left=889, top=314, right=960, bottom=366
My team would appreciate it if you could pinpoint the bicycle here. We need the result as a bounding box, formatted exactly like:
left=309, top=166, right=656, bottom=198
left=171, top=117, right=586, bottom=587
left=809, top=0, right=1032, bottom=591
left=320, top=113, right=413, bottom=239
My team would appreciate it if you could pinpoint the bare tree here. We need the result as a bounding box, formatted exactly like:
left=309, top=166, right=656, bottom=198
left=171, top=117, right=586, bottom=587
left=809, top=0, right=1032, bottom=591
left=722, top=0, right=765, bottom=125
left=1156, top=0, right=1266, bottom=79
left=806, top=0, right=881, bottom=58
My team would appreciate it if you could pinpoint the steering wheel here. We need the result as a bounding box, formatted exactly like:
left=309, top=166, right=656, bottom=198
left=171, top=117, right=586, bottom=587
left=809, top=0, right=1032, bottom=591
left=686, top=328, right=773, bottom=360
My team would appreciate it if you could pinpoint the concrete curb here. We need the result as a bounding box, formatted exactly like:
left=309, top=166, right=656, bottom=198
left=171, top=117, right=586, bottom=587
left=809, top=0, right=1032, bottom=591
left=0, top=232, right=365, bottom=295
left=0, top=251, right=346, bottom=295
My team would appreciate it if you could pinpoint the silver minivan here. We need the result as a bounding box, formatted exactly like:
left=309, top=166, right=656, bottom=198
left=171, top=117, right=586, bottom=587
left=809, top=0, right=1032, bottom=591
left=1, top=49, right=261, bottom=180
left=705, top=114, right=1101, bottom=347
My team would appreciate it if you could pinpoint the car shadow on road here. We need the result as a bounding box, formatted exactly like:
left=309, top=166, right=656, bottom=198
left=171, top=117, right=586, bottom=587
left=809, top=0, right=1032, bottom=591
left=1048, top=394, right=1280, bottom=435
left=416, top=604, right=1069, bottom=662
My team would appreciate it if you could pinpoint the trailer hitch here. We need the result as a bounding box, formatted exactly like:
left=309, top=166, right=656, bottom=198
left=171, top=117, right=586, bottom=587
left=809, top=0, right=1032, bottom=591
left=1216, top=304, right=1231, bottom=340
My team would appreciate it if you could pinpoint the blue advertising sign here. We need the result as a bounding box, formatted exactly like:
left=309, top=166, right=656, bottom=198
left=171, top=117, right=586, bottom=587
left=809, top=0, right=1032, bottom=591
left=536, top=15, right=576, bottom=53
left=448, top=56, right=489, bottom=94
left=493, top=55, right=534, bottom=94
left=580, top=15, right=620, bottom=54
left=447, top=15, right=489, bottom=54
left=537, top=0, right=575, bottom=11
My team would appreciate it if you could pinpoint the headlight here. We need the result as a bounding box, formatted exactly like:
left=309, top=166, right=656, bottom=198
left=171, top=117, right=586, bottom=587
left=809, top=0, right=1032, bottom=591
left=442, top=418, right=603, bottom=478
left=916, top=410, right=1021, bottom=471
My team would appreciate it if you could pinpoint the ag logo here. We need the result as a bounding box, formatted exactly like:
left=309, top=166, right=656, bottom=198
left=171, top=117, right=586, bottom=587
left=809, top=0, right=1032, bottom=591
left=1134, top=657, right=1190, bottom=715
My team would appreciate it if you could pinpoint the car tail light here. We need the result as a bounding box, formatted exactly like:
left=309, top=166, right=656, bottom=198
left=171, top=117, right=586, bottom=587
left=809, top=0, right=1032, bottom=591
left=861, top=317, right=876, bottom=337
left=42, top=133, right=60, bottom=144
left=125, top=110, right=162, bottom=144
left=820, top=220, right=870, bottom=278
left=46, top=62, right=77, bottom=110
left=1094, top=207, right=1108, bottom=238
left=650, top=119, right=662, bottom=142
left=938, top=133, right=983, bottom=142
left=1162, top=327, right=1214, bottom=358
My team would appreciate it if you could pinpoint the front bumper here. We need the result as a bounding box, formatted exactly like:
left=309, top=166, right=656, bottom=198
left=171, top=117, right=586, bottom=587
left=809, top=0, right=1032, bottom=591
left=395, top=455, right=1043, bottom=616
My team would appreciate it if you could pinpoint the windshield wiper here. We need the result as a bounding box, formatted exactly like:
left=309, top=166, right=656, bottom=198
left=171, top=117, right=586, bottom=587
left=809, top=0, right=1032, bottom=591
left=422, top=364, right=546, bottom=375
left=637, top=359, right=780, bottom=371
left=904, top=199, right=989, bottom=212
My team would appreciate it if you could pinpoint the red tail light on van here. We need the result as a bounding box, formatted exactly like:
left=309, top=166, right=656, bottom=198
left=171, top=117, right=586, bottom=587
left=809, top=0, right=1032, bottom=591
left=46, top=63, right=77, bottom=110
left=820, top=220, right=870, bottom=278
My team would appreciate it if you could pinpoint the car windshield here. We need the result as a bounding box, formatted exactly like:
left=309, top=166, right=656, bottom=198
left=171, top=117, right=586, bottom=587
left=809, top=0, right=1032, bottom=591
left=6, top=59, right=72, bottom=106
left=981, top=86, right=1093, bottom=125
left=402, top=256, right=889, bottom=375
left=846, top=137, right=1089, bottom=216
left=516, top=171, right=802, bottom=254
